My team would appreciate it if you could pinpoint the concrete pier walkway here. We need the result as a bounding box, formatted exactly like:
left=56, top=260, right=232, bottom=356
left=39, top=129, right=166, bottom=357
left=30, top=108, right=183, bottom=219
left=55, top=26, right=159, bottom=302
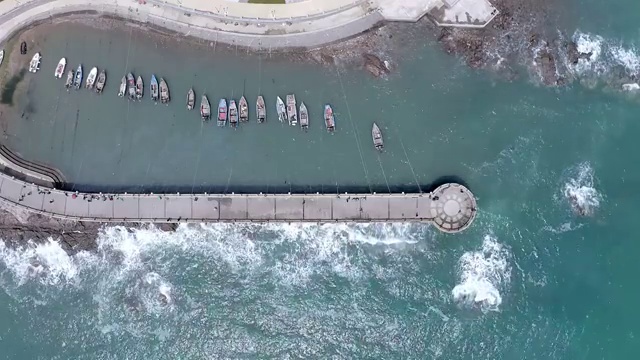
left=0, top=169, right=477, bottom=232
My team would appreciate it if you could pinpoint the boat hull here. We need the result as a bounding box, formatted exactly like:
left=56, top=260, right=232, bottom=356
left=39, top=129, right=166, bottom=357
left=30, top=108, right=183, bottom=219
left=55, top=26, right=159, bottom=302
left=256, top=96, right=266, bottom=123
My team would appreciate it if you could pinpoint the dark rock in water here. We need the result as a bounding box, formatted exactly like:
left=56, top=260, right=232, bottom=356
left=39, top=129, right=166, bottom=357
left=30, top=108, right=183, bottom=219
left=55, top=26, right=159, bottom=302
left=320, top=52, right=335, bottom=65
left=568, top=194, right=592, bottom=217
left=0, top=206, right=179, bottom=255
left=565, top=41, right=592, bottom=65
left=156, top=223, right=178, bottom=232
left=536, top=49, right=559, bottom=86
left=363, top=53, right=389, bottom=77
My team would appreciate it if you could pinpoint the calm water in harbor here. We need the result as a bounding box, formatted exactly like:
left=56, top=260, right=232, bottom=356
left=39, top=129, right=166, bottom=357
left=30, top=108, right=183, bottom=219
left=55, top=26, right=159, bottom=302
left=1, top=1, right=640, bottom=357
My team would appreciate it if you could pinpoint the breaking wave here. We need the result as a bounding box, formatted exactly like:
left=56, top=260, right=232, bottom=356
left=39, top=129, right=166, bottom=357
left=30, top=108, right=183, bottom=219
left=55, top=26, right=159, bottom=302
left=567, top=31, right=640, bottom=89
left=0, top=223, right=431, bottom=289
left=562, top=161, right=602, bottom=217
left=451, top=234, right=511, bottom=313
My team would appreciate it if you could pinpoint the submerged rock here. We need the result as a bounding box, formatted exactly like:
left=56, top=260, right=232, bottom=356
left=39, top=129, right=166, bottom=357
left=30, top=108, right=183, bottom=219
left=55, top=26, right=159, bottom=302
left=363, top=53, right=390, bottom=77
left=536, top=49, right=559, bottom=86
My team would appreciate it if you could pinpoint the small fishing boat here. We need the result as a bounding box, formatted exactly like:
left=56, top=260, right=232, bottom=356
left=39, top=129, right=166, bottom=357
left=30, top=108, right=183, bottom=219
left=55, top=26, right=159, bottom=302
left=239, top=96, right=248, bottom=122
left=200, top=95, right=211, bottom=121
left=0, top=50, right=4, bottom=66
left=217, top=99, right=227, bottom=127
left=85, top=67, right=98, bottom=89
left=150, top=75, right=159, bottom=102
left=20, top=42, right=27, bottom=55
left=160, top=78, right=170, bottom=104
left=372, top=122, right=384, bottom=151
left=136, top=75, right=143, bottom=100
left=286, top=94, right=297, bottom=126
left=299, top=102, right=309, bottom=131
left=54, top=57, right=66, bottom=78
left=256, top=95, right=266, bottom=123
left=324, top=104, right=335, bottom=133
left=229, top=100, right=239, bottom=128
left=186, top=88, right=195, bottom=110
left=95, top=69, right=106, bottom=94
left=276, top=96, right=286, bottom=122
left=118, top=76, right=126, bottom=97
left=28, top=52, right=41, bottom=73
left=73, top=64, right=83, bottom=90
left=127, top=73, right=136, bottom=100
left=65, top=70, right=74, bottom=89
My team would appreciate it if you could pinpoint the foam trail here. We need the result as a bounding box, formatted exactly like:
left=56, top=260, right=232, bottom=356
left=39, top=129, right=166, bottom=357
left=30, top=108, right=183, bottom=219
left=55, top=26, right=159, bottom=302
left=452, top=235, right=511, bottom=313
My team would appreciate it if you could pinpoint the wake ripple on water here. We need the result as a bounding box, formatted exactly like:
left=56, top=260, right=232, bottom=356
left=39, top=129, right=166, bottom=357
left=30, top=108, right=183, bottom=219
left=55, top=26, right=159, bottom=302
left=451, top=234, right=511, bottom=313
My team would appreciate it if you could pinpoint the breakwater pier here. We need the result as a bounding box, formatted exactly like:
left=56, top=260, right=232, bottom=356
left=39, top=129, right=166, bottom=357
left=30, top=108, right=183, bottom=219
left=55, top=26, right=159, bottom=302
left=0, top=150, right=477, bottom=233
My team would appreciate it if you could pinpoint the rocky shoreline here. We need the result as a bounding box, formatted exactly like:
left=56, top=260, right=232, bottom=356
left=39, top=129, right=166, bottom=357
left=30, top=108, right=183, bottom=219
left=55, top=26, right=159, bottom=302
left=0, top=201, right=179, bottom=254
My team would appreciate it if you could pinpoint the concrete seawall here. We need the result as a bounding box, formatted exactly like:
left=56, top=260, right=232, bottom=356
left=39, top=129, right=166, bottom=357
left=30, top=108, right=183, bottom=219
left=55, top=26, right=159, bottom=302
left=0, top=0, right=496, bottom=50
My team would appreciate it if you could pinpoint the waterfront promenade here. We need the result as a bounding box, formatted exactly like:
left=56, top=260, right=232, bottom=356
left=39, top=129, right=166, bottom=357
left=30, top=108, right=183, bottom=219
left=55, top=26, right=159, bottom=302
left=0, top=0, right=497, bottom=49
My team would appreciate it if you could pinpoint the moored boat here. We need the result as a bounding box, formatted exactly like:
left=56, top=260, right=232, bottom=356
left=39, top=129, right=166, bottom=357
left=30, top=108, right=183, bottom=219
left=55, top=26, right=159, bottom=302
left=286, top=94, right=297, bottom=126
left=20, top=42, right=27, bottom=55
left=229, top=100, right=239, bottom=128
left=73, top=64, right=83, bottom=90
left=118, top=76, right=126, bottom=97
left=276, top=96, right=286, bottom=122
left=0, top=50, right=4, bottom=66
left=299, top=102, right=309, bottom=131
left=28, top=52, right=41, bottom=73
left=372, top=122, right=384, bottom=151
left=217, top=99, right=227, bottom=127
left=136, top=75, right=143, bottom=100
left=200, top=95, right=211, bottom=121
left=256, top=95, right=266, bottom=123
left=54, top=57, right=66, bottom=78
left=85, top=67, right=98, bottom=89
left=239, top=96, right=248, bottom=122
left=324, top=104, right=335, bottom=132
left=95, top=70, right=106, bottom=94
left=160, top=78, right=170, bottom=104
left=65, top=70, right=74, bottom=89
left=187, top=88, right=195, bottom=110
left=127, top=73, right=135, bottom=100
left=150, top=75, right=159, bottom=102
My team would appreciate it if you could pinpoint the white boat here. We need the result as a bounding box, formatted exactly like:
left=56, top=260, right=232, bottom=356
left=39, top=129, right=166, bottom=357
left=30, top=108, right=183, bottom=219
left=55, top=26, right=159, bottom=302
left=299, top=102, right=309, bottom=130
left=85, top=67, right=98, bottom=89
left=65, top=70, right=74, bottom=89
left=54, top=57, right=66, bottom=78
left=28, top=52, right=41, bottom=73
left=286, top=94, right=297, bottom=126
left=372, top=122, right=384, bottom=151
left=276, top=96, right=286, bottom=122
left=0, top=50, right=4, bottom=67
left=118, top=76, right=126, bottom=97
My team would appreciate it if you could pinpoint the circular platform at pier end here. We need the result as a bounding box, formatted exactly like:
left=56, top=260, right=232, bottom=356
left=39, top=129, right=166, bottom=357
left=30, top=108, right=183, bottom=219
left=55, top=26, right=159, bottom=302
left=430, top=183, right=477, bottom=233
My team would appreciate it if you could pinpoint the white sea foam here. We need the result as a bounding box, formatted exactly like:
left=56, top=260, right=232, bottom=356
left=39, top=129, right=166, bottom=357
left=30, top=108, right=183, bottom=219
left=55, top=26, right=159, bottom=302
left=451, top=235, right=511, bottom=312
left=572, top=31, right=605, bottom=75
left=570, top=31, right=640, bottom=79
left=0, top=239, right=93, bottom=286
left=0, top=222, right=427, bottom=290
left=563, top=161, right=602, bottom=216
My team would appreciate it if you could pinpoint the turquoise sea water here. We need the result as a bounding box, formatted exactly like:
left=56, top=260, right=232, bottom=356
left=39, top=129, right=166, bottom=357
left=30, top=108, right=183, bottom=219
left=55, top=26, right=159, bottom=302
left=1, top=2, right=640, bottom=358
